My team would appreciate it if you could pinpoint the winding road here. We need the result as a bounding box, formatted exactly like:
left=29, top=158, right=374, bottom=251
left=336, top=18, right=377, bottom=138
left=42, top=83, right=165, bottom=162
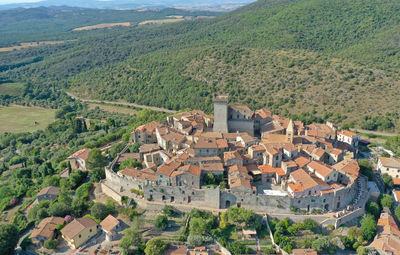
left=65, top=92, right=177, bottom=114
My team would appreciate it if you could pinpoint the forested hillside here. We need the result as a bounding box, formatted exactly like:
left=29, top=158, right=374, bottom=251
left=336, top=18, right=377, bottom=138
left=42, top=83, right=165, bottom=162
left=1, top=0, right=400, bottom=130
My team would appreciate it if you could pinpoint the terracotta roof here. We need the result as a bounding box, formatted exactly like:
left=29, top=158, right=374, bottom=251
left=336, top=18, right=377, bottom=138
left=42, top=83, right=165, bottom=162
left=293, top=156, right=311, bottom=168
left=238, top=133, right=256, bottom=143
left=30, top=217, right=64, bottom=240
left=379, top=157, right=400, bottom=168
left=339, top=129, right=357, bottom=138
left=119, top=167, right=157, bottom=181
left=165, top=245, right=188, bottom=255
left=224, top=151, right=243, bottom=161
left=308, top=161, right=334, bottom=178
left=249, top=144, right=265, bottom=151
left=194, top=137, right=219, bottom=149
left=282, top=160, right=298, bottom=169
left=264, top=145, right=280, bottom=155
left=100, top=215, right=119, bottom=232
left=394, top=178, right=400, bottom=186
left=290, top=169, right=329, bottom=191
left=306, top=123, right=336, bottom=139
left=68, top=148, right=91, bottom=160
left=332, top=159, right=360, bottom=180
left=230, top=177, right=252, bottom=190
left=178, top=165, right=201, bottom=176
left=37, top=186, right=60, bottom=197
left=292, top=248, right=318, bottom=255
left=216, top=139, right=228, bottom=149
left=157, top=160, right=182, bottom=177
left=61, top=217, right=98, bottom=240
left=162, top=131, right=185, bottom=144
left=255, top=108, right=272, bottom=119
left=200, top=162, right=224, bottom=173
left=258, top=165, right=285, bottom=176
left=139, top=144, right=161, bottom=154
left=369, top=209, right=400, bottom=254
left=393, top=190, right=400, bottom=202
left=200, top=132, right=223, bottom=139
left=135, top=121, right=164, bottom=135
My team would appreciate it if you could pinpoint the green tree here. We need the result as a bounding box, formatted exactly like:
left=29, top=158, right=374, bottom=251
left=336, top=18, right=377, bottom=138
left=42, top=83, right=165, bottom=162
left=154, top=215, right=168, bottom=230
left=89, top=167, right=105, bottom=182
left=356, top=246, right=367, bottom=255
left=110, top=142, right=126, bottom=160
left=365, top=200, right=380, bottom=218
left=311, top=236, right=329, bottom=252
left=49, top=202, right=71, bottom=217
left=382, top=173, right=394, bottom=189
left=395, top=205, right=400, bottom=222
left=145, top=238, right=167, bottom=255
left=44, top=239, right=58, bottom=249
left=71, top=198, right=88, bottom=217
left=303, top=218, right=318, bottom=232
left=189, top=217, right=209, bottom=235
left=0, top=224, right=19, bottom=255
left=120, top=225, right=142, bottom=254
left=90, top=202, right=113, bottom=220
left=119, top=158, right=141, bottom=170
left=379, top=194, right=394, bottom=209
left=358, top=159, right=374, bottom=181
left=360, top=214, right=377, bottom=241
left=86, top=148, right=107, bottom=170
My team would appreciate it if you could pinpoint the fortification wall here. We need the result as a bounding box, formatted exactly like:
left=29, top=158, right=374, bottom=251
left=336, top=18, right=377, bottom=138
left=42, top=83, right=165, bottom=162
left=289, top=180, right=357, bottom=212
left=142, top=185, right=221, bottom=209
left=221, top=191, right=291, bottom=213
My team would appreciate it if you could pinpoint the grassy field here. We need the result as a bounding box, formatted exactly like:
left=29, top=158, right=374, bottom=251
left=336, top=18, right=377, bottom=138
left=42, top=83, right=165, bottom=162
left=139, top=18, right=184, bottom=25
left=87, top=103, right=137, bottom=115
left=0, top=41, right=64, bottom=52
left=72, top=22, right=132, bottom=31
left=0, top=105, right=55, bottom=133
left=0, top=82, right=25, bottom=96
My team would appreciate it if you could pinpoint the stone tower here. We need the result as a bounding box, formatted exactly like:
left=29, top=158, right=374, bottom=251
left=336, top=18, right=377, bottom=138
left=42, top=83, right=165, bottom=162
left=286, top=119, right=294, bottom=143
left=213, top=95, right=229, bottom=133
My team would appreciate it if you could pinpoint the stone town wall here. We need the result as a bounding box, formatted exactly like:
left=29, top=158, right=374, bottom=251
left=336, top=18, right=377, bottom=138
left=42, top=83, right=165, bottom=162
left=142, top=185, right=221, bottom=209
left=104, top=160, right=358, bottom=214
left=335, top=207, right=365, bottom=228
left=100, top=182, right=123, bottom=204
left=220, top=190, right=291, bottom=213
left=289, top=180, right=357, bottom=212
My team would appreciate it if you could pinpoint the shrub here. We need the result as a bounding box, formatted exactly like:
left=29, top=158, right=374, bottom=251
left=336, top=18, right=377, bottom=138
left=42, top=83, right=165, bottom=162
left=187, top=235, right=213, bottom=247
left=155, top=215, right=168, bottom=230
left=44, top=239, right=58, bottom=249
left=303, top=218, right=318, bottom=232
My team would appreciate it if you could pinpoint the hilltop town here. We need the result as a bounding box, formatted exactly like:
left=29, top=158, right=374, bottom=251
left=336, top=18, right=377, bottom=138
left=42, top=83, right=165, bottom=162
left=2, top=96, right=400, bottom=255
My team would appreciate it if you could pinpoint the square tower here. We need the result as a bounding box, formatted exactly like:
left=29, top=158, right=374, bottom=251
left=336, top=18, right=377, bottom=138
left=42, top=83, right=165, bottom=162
left=213, top=95, right=229, bottom=133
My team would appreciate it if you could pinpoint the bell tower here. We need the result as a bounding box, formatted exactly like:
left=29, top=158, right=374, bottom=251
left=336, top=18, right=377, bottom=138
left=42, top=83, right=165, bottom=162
left=286, top=119, right=294, bottom=143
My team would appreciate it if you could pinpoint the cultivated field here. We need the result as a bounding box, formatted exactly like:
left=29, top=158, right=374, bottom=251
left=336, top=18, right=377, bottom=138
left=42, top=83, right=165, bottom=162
left=0, top=105, right=55, bottom=133
left=139, top=19, right=184, bottom=25
left=73, top=22, right=132, bottom=31
left=87, top=103, right=137, bottom=115
left=0, top=82, right=24, bottom=96
left=0, top=41, right=64, bottom=52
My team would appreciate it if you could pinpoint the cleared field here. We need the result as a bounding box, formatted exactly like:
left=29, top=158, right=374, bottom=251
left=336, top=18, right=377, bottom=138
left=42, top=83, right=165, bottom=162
left=139, top=19, right=184, bottom=25
left=0, top=41, right=64, bottom=52
left=166, top=15, right=184, bottom=19
left=88, top=103, right=137, bottom=115
left=0, top=105, right=55, bottom=133
left=0, top=82, right=24, bottom=96
left=73, top=22, right=132, bottom=31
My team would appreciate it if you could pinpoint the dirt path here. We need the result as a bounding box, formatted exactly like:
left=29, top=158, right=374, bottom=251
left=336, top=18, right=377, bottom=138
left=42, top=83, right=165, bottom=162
left=350, top=128, right=397, bottom=137
left=65, top=92, right=177, bottom=114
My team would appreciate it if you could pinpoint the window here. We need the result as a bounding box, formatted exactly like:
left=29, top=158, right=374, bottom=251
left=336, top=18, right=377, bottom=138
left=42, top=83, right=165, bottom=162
left=90, top=229, right=92, bottom=233
left=79, top=234, right=81, bottom=238
left=311, top=199, right=315, bottom=202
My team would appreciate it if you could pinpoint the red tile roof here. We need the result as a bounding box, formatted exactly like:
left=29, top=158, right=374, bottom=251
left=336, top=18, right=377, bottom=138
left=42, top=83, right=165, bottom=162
left=68, top=148, right=91, bottom=161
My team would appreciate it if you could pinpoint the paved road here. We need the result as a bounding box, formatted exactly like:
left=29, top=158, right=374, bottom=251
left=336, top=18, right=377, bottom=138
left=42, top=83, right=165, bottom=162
left=350, top=128, right=397, bottom=137
left=65, top=92, right=177, bottom=114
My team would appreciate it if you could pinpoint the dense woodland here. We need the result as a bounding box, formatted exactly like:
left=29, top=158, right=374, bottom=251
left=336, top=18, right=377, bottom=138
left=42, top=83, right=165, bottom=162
left=1, top=0, right=400, bottom=131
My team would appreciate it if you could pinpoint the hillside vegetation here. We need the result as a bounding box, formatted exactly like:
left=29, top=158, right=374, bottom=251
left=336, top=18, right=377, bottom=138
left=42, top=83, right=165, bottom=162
left=1, top=0, right=400, bottom=130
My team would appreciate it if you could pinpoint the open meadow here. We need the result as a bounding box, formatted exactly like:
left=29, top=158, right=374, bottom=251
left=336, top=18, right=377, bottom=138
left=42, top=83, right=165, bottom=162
left=0, top=105, right=55, bottom=133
